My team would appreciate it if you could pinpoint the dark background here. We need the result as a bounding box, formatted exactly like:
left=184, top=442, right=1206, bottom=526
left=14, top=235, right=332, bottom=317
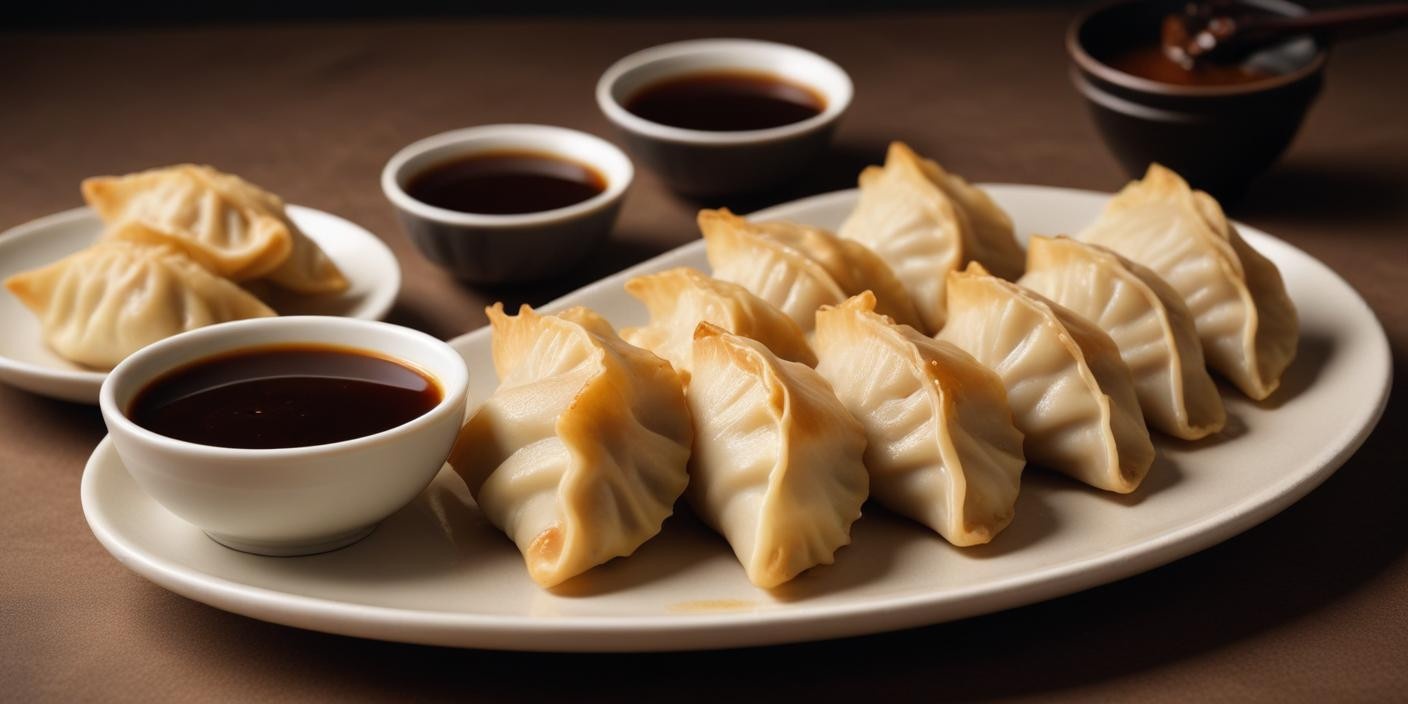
left=3, top=2, right=1406, bottom=702
left=3, top=0, right=1368, bottom=30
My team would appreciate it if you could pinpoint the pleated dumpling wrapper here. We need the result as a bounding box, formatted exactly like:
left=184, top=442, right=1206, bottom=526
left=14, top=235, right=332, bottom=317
left=1019, top=236, right=1226, bottom=440
left=687, top=323, right=868, bottom=588
left=83, top=164, right=348, bottom=294
left=700, top=208, right=925, bottom=333
left=814, top=293, right=1025, bottom=546
left=937, top=263, right=1155, bottom=493
left=448, top=304, right=693, bottom=588
left=622, top=267, right=816, bottom=384
left=4, top=233, right=275, bottom=369
left=1077, top=164, right=1297, bottom=400
left=838, top=142, right=1026, bottom=332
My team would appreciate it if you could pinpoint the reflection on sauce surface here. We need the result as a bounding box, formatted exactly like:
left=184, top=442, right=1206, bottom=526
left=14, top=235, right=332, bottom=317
left=406, top=151, right=607, bottom=216
left=129, top=344, right=441, bottom=449
left=625, top=70, right=825, bottom=131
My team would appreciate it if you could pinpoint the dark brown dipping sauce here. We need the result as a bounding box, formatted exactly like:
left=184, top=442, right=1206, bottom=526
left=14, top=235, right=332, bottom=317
left=1107, top=45, right=1272, bottom=87
left=624, top=70, right=826, bottom=131
left=405, top=151, right=607, bottom=215
left=128, top=344, right=441, bottom=450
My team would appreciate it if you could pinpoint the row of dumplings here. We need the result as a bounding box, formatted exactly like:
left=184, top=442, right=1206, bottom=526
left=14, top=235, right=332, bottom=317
left=6, top=165, right=347, bottom=369
left=449, top=144, right=1299, bottom=590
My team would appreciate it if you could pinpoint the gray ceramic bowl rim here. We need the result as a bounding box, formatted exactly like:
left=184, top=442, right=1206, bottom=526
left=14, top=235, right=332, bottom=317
left=1066, top=0, right=1328, bottom=99
left=595, top=38, right=854, bottom=146
left=380, top=124, right=633, bottom=229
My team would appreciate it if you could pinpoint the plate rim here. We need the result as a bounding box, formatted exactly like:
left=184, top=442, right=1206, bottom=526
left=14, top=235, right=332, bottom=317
left=0, top=204, right=401, bottom=403
left=80, top=185, right=1393, bottom=651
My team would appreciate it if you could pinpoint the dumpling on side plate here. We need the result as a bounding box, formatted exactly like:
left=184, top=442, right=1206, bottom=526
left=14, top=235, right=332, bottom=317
left=838, top=141, right=1026, bottom=332
left=687, top=323, right=868, bottom=588
left=700, top=208, right=924, bottom=333
left=3, top=231, right=275, bottom=369
left=814, top=293, right=1025, bottom=546
left=84, top=164, right=348, bottom=294
left=448, top=303, right=693, bottom=589
left=1019, top=236, right=1226, bottom=440
left=938, top=263, right=1155, bottom=494
left=1077, top=164, right=1297, bottom=400
left=622, top=267, right=815, bottom=384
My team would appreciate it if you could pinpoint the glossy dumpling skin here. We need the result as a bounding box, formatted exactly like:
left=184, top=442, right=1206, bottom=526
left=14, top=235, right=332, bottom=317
left=448, top=304, right=693, bottom=588
left=84, top=164, right=348, bottom=294
left=838, top=142, right=1026, bottom=332
left=1077, top=164, right=1297, bottom=400
left=687, top=323, right=868, bottom=588
left=622, top=267, right=815, bottom=384
left=700, top=208, right=924, bottom=333
left=814, top=293, right=1025, bottom=546
left=4, top=232, right=275, bottom=369
left=938, top=264, right=1155, bottom=493
left=1019, top=236, right=1226, bottom=440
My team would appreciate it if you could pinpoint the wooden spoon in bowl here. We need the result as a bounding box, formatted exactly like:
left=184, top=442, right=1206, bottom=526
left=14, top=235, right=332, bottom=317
left=1163, top=0, right=1408, bottom=69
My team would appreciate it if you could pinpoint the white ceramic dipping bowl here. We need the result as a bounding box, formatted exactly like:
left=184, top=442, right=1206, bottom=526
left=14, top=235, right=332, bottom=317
left=597, top=38, right=853, bottom=197
left=382, top=124, right=633, bottom=284
left=99, top=316, right=469, bottom=557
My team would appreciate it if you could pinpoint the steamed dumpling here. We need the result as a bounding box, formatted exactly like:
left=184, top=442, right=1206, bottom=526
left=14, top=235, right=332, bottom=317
left=4, top=232, right=275, bottom=369
left=1019, top=236, right=1226, bottom=440
left=700, top=208, right=924, bottom=333
left=839, top=142, right=1026, bottom=331
left=1077, top=164, right=1297, bottom=400
left=742, top=215, right=927, bottom=332
left=814, top=293, right=1025, bottom=546
left=83, top=165, right=287, bottom=280
left=938, top=263, right=1154, bottom=493
left=622, top=267, right=815, bottom=383
left=84, top=164, right=347, bottom=294
left=687, top=323, right=868, bottom=588
left=448, top=304, right=692, bottom=588
left=701, top=208, right=845, bottom=333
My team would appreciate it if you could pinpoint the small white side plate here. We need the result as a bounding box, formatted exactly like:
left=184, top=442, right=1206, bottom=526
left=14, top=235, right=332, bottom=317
left=81, top=186, right=1390, bottom=652
left=0, top=206, right=400, bottom=404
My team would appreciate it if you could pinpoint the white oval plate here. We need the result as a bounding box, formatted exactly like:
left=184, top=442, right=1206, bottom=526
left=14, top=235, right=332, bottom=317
left=81, top=186, right=1390, bottom=652
left=0, top=206, right=400, bottom=404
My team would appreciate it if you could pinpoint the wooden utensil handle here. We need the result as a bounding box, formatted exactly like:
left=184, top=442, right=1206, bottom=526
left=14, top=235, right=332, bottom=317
left=1244, top=3, right=1408, bottom=43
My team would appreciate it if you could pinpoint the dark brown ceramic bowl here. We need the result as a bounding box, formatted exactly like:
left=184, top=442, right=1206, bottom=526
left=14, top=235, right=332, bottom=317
left=1068, top=0, right=1327, bottom=198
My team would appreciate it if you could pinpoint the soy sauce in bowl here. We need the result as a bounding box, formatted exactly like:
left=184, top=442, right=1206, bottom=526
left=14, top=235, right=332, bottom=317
left=624, top=70, right=826, bottom=131
left=128, top=344, right=441, bottom=450
left=405, top=150, right=607, bottom=215
left=1106, top=45, right=1273, bottom=87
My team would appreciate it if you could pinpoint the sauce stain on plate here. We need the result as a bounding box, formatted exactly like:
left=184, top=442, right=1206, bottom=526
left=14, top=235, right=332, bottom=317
left=667, top=599, right=757, bottom=613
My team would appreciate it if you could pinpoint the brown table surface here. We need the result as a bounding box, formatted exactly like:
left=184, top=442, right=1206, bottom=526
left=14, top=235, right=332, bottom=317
left=3, top=8, right=1406, bottom=702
